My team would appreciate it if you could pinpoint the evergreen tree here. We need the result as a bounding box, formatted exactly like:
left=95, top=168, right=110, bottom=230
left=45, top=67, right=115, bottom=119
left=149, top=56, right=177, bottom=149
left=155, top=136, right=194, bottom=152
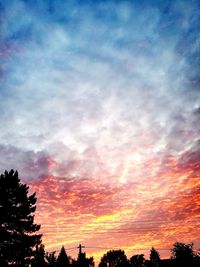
left=0, top=170, right=42, bottom=266
left=150, top=247, right=160, bottom=267
left=77, top=251, right=94, bottom=267
left=57, top=246, right=70, bottom=267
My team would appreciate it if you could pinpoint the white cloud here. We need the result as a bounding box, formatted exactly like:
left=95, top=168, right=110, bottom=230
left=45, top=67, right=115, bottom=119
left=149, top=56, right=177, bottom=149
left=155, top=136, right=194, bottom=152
left=0, top=0, right=199, bottom=182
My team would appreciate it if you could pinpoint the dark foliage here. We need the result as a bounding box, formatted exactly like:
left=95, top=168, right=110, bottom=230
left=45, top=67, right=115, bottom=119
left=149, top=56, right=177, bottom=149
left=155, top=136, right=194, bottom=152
left=57, top=246, right=70, bottom=267
left=0, top=170, right=42, bottom=266
left=32, top=244, right=46, bottom=267
left=45, top=251, right=56, bottom=267
left=76, top=251, right=94, bottom=267
left=130, top=254, right=146, bottom=267
left=171, top=242, right=200, bottom=267
left=150, top=247, right=160, bottom=267
left=99, top=249, right=129, bottom=267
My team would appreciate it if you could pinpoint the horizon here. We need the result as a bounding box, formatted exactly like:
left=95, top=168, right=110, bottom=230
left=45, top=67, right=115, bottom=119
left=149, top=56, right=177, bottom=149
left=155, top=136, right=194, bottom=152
left=0, top=0, right=200, bottom=264
left=37, top=242, right=199, bottom=262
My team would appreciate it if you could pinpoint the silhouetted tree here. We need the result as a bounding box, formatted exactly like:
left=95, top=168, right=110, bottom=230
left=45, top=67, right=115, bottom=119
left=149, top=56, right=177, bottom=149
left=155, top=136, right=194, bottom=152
left=57, top=246, right=70, bottom=267
left=158, top=259, right=174, bottom=267
left=78, top=253, right=94, bottom=267
left=130, top=254, right=146, bottom=267
left=86, top=257, right=95, bottom=267
left=171, top=242, right=197, bottom=267
left=76, top=249, right=94, bottom=267
left=150, top=248, right=160, bottom=267
left=45, top=251, right=57, bottom=267
left=71, top=258, right=77, bottom=267
left=98, top=250, right=129, bottom=267
left=0, top=170, right=42, bottom=266
left=32, top=244, right=46, bottom=267
left=194, top=249, right=200, bottom=266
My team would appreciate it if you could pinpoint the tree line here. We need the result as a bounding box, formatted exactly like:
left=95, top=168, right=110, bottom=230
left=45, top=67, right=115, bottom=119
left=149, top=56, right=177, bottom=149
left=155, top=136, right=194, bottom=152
left=0, top=170, right=199, bottom=267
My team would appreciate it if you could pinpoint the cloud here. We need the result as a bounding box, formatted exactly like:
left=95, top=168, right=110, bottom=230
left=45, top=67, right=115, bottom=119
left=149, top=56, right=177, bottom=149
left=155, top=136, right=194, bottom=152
left=0, top=145, right=55, bottom=181
left=28, top=166, right=200, bottom=258
left=0, top=0, right=200, bottom=261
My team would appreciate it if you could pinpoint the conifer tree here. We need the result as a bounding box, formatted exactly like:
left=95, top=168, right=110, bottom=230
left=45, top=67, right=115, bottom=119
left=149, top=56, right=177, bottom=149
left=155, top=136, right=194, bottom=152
left=57, top=246, right=70, bottom=267
left=0, top=170, right=42, bottom=266
left=150, top=247, right=160, bottom=267
left=77, top=251, right=94, bottom=267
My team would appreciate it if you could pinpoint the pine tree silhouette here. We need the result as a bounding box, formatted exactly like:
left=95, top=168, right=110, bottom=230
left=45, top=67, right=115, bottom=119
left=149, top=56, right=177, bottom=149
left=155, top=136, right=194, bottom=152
left=0, top=170, right=42, bottom=266
left=150, top=247, right=160, bottom=267
left=57, top=246, right=70, bottom=267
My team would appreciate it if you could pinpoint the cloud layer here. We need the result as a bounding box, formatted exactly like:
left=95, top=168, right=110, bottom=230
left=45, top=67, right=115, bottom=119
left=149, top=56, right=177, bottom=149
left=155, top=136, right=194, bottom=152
left=0, top=0, right=200, bottom=261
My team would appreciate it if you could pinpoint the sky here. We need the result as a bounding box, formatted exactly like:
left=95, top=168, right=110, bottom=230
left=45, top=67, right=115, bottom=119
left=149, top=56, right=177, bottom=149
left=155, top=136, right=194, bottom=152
left=0, top=0, right=200, bottom=262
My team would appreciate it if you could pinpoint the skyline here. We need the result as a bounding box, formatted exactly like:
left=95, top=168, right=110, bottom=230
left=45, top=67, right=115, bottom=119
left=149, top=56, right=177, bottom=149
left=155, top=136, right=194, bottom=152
left=0, top=0, right=200, bottom=262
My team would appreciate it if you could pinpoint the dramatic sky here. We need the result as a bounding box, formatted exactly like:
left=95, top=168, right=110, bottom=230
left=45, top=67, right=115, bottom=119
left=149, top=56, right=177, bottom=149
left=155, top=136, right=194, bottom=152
left=0, top=0, right=200, bottom=262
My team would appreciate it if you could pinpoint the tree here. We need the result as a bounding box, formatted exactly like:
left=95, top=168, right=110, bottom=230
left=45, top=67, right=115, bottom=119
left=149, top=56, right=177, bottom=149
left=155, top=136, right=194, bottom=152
left=77, top=251, right=94, bottom=267
left=57, top=246, right=70, bottom=267
left=171, top=242, right=196, bottom=267
left=98, top=250, right=129, bottom=267
left=0, top=170, right=42, bottom=266
left=130, top=254, right=146, bottom=267
left=45, top=251, right=57, bottom=267
left=150, top=248, right=160, bottom=267
left=32, top=244, right=46, bottom=267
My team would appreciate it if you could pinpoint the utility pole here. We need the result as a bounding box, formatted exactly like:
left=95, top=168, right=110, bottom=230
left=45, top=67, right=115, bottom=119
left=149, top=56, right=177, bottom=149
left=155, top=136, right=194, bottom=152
left=78, top=244, right=85, bottom=255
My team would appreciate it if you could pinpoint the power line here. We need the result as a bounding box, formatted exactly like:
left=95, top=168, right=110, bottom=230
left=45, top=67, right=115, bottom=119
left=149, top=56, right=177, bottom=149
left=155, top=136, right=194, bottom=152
left=85, top=246, right=171, bottom=251
left=47, top=244, right=200, bottom=254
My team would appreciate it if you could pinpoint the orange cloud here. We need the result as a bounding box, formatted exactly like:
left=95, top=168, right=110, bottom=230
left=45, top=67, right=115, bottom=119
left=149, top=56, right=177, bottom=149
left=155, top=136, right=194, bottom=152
left=28, top=150, right=200, bottom=263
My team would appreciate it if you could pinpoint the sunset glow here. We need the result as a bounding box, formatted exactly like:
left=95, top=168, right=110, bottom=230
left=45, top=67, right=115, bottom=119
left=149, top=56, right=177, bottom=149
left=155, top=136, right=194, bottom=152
left=0, top=0, right=200, bottom=263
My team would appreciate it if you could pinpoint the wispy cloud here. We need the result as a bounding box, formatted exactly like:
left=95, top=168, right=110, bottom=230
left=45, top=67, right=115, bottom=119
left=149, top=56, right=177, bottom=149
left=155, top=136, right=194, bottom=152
left=0, top=0, right=200, bottom=261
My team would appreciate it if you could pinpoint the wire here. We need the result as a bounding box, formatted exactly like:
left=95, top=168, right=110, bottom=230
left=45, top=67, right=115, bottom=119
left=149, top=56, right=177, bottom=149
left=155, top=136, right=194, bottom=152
left=85, top=246, right=171, bottom=251
left=47, top=245, right=200, bottom=254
